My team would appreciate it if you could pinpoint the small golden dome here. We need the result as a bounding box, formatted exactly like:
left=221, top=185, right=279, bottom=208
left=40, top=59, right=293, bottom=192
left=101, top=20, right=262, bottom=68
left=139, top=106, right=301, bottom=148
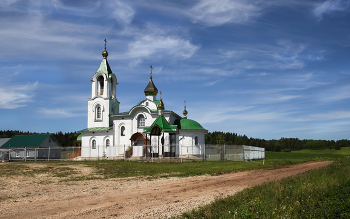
left=183, top=108, right=188, bottom=117
left=157, top=98, right=164, bottom=110
left=102, top=49, right=108, bottom=58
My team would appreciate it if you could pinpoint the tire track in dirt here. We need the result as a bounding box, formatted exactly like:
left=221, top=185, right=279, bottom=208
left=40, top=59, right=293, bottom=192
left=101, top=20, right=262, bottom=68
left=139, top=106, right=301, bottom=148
left=0, top=161, right=332, bottom=219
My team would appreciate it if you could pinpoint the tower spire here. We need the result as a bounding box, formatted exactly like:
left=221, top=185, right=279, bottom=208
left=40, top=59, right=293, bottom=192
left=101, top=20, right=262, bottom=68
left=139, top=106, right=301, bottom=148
left=102, top=39, right=108, bottom=58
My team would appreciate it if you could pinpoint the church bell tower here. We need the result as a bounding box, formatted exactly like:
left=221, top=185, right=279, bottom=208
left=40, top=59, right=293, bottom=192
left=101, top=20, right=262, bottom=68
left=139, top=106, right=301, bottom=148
left=87, top=39, right=119, bottom=128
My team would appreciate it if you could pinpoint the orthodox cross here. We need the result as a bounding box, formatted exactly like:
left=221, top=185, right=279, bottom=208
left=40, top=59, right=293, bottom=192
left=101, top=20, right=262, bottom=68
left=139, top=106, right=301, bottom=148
left=150, top=65, right=153, bottom=77
left=104, top=39, right=107, bottom=49
left=184, top=100, right=186, bottom=110
left=160, top=91, right=162, bottom=99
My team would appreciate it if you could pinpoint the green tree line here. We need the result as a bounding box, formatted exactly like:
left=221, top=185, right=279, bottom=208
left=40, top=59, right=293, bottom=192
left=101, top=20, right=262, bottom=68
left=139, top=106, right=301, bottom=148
left=0, top=130, right=80, bottom=146
left=205, top=131, right=349, bottom=152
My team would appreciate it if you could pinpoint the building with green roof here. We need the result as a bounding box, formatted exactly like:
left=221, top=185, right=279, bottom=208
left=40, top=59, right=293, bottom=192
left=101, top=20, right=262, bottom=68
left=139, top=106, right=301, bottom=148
left=0, top=134, right=62, bottom=160
left=79, top=43, right=207, bottom=159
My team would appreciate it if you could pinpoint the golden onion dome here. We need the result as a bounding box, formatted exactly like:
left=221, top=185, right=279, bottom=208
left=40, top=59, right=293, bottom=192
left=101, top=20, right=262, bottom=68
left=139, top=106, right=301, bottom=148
left=102, top=49, right=108, bottom=58
left=183, top=108, right=188, bottom=117
left=157, top=98, right=164, bottom=110
left=144, top=76, right=158, bottom=96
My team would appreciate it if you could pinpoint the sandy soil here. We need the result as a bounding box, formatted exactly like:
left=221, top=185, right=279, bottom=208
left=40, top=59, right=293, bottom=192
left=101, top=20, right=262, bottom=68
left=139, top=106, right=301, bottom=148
left=0, top=161, right=332, bottom=219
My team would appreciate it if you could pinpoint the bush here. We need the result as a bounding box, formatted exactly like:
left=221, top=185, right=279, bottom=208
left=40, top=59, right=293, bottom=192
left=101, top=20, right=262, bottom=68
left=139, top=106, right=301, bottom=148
left=281, top=149, right=291, bottom=152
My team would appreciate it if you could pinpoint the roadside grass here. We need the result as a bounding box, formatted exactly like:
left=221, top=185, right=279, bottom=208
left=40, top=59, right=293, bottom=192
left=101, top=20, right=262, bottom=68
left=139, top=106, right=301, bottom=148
left=179, top=157, right=350, bottom=218
left=1, top=148, right=349, bottom=181
left=0, top=163, right=78, bottom=178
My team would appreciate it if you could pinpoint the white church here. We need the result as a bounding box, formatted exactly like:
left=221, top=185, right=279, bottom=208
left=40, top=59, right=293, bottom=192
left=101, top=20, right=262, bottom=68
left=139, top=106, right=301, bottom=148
left=79, top=41, right=207, bottom=158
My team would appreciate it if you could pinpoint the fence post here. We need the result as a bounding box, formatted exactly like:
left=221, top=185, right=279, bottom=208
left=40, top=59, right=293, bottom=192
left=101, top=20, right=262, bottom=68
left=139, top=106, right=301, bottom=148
left=204, top=144, right=206, bottom=161
left=152, top=145, right=153, bottom=163
left=98, top=145, right=99, bottom=161
left=48, top=147, right=50, bottom=161
left=25, top=147, right=27, bottom=162
left=242, top=145, right=244, bottom=162
left=73, top=145, right=75, bottom=160
left=123, top=144, right=125, bottom=161
left=224, top=144, right=226, bottom=161
left=34, top=148, right=37, bottom=161
left=180, top=144, right=182, bottom=163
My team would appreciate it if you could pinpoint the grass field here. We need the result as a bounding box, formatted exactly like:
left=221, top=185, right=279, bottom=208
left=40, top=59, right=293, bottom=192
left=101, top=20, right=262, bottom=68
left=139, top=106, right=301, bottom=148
left=1, top=148, right=350, bottom=181
left=179, top=148, right=350, bottom=218
left=1, top=148, right=350, bottom=217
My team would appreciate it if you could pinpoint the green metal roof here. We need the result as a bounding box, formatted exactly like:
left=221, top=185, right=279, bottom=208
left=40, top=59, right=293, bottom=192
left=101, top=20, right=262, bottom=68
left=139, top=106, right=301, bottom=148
left=80, top=127, right=113, bottom=132
left=143, top=116, right=176, bottom=133
left=77, top=134, right=81, bottom=141
left=174, top=118, right=205, bottom=130
left=96, top=59, right=112, bottom=76
left=1, top=134, right=51, bottom=148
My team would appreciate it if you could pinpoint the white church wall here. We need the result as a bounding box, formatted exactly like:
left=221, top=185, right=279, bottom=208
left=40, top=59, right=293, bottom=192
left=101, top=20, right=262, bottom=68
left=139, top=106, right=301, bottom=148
left=81, top=132, right=112, bottom=157
left=177, top=130, right=206, bottom=156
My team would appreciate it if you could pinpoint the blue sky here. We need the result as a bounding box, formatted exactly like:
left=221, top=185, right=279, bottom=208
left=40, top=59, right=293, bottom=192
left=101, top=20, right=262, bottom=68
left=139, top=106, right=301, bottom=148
left=0, top=0, right=350, bottom=140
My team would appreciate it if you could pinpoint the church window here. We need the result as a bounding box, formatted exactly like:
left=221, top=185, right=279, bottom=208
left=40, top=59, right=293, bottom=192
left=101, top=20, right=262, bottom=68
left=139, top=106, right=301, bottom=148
left=92, top=140, right=96, bottom=149
left=195, top=136, right=198, bottom=146
left=138, top=115, right=145, bottom=128
left=146, top=102, right=149, bottom=106
left=96, top=106, right=101, bottom=120
left=121, top=126, right=125, bottom=136
left=106, top=139, right=110, bottom=147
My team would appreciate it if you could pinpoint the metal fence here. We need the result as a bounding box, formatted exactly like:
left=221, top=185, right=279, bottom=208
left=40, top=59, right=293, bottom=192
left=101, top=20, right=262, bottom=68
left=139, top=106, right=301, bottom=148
left=0, top=145, right=265, bottom=162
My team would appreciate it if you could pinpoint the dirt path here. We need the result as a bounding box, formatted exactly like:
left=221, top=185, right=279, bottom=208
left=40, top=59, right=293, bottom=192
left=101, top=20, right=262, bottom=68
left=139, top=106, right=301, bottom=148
left=0, top=161, right=332, bottom=218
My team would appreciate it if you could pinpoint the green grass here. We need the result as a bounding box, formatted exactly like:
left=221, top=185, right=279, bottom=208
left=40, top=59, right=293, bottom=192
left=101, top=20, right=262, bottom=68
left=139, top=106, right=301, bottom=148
left=179, top=157, right=350, bottom=218
left=1, top=148, right=350, bottom=181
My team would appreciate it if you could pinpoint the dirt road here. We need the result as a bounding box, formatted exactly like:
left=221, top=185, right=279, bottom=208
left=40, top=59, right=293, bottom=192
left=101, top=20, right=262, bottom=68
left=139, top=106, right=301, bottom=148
left=0, top=161, right=332, bottom=218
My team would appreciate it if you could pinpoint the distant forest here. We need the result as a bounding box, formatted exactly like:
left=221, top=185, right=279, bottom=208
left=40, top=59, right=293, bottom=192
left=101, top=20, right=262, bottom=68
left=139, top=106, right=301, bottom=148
left=206, top=131, right=350, bottom=151
left=1, top=130, right=349, bottom=151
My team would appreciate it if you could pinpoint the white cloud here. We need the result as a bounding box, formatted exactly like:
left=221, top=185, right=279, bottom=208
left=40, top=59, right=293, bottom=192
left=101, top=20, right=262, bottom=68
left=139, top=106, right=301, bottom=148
left=313, top=0, right=350, bottom=20
left=0, top=82, right=38, bottom=109
left=295, top=111, right=350, bottom=122
left=37, top=108, right=84, bottom=117
left=190, top=0, right=261, bottom=26
left=111, top=1, right=135, bottom=25
left=125, top=24, right=200, bottom=60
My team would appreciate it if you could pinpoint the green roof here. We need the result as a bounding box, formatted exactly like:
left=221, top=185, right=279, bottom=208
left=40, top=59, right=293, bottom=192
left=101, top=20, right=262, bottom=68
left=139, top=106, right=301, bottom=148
left=80, top=127, right=113, bottom=132
left=77, top=134, right=81, bottom=141
left=174, top=118, right=205, bottom=130
left=96, top=59, right=112, bottom=76
left=1, top=134, right=51, bottom=148
left=143, top=116, right=176, bottom=133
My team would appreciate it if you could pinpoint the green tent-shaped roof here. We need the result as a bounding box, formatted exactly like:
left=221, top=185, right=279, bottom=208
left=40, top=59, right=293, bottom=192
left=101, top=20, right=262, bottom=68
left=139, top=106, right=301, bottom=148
left=1, top=134, right=54, bottom=148
left=143, top=116, right=176, bottom=134
left=96, top=59, right=113, bottom=77
left=174, top=118, right=205, bottom=130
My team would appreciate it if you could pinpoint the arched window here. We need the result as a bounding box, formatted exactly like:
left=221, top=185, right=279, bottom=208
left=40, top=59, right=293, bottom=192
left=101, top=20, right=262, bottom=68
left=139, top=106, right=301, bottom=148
left=92, top=140, right=96, bottom=149
left=121, top=126, right=125, bottom=136
left=106, top=139, right=110, bottom=147
left=195, top=136, right=198, bottom=146
left=138, top=115, right=145, bottom=128
left=96, top=106, right=101, bottom=119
